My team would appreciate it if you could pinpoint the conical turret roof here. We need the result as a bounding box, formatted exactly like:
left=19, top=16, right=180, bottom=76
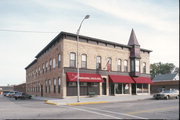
left=128, top=29, right=140, bottom=46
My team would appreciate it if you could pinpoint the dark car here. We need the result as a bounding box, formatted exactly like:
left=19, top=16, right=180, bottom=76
left=14, top=92, right=32, bottom=100
left=153, top=89, right=179, bottom=100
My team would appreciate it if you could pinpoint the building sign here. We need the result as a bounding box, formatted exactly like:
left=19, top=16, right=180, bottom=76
left=79, top=77, right=101, bottom=80
left=66, top=72, right=103, bottom=82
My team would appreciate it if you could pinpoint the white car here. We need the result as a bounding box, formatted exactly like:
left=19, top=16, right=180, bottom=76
left=153, top=89, right=179, bottom=100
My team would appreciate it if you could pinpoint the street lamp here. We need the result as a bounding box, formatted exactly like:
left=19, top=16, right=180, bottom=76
left=76, top=15, right=90, bottom=102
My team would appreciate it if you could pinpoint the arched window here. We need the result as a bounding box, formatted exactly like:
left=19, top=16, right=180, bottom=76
left=53, top=58, right=56, bottom=69
left=70, top=52, right=76, bottom=67
left=81, top=54, right=87, bottom=68
left=143, top=62, right=146, bottom=73
left=58, top=54, right=61, bottom=68
left=117, top=59, right=122, bottom=71
left=124, top=60, right=128, bottom=72
left=49, top=59, right=52, bottom=71
left=58, top=77, right=61, bottom=93
left=54, top=78, right=56, bottom=93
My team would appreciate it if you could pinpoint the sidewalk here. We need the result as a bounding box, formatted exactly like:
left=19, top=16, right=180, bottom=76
left=32, top=95, right=153, bottom=106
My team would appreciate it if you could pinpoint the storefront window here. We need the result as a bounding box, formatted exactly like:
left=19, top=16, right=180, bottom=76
left=90, top=82, right=98, bottom=87
left=123, top=83, right=130, bottom=94
left=137, top=84, right=143, bottom=93
left=114, top=83, right=130, bottom=94
left=68, top=82, right=76, bottom=86
left=80, top=82, right=87, bottom=86
left=143, top=84, right=148, bottom=93
left=115, top=83, right=122, bottom=94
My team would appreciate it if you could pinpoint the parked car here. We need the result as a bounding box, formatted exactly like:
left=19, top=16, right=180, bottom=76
left=14, top=92, right=32, bottom=100
left=153, top=89, right=179, bottom=100
left=3, top=91, right=10, bottom=96
left=8, top=91, right=18, bottom=98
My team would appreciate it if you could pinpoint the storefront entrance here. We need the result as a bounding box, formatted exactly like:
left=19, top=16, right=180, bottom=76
left=132, top=83, right=136, bottom=95
left=41, top=85, right=43, bottom=97
left=102, top=78, right=106, bottom=95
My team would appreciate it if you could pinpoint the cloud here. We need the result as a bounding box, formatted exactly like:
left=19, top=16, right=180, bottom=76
left=79, top=0, right=178, bottom=33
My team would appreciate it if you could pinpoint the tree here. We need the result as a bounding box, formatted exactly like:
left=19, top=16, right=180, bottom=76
left=150, top=62, right=175, bottom=79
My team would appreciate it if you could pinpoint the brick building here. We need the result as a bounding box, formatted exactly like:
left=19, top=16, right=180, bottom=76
left=25, top=29, right=152, bottom=98
left=14, top=83, right=26, bottom=93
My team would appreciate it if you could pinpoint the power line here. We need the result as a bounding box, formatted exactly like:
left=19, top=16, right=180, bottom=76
left=0, top=29, right=59, bottom=33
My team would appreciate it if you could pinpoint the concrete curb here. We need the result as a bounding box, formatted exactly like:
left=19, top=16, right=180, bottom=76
left=44, top=100, right=60, bottom=106
left=66, top=101, right=108, bottom=106
left=44, top=100, right=108, bottom=106
left=44, top=97, right=153, bottom=106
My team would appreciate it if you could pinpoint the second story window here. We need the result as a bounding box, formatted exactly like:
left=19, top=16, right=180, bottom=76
left=143, top=62, right=146, bottom=73
left=42, top=63, right=45, bottom=74
left=135, top=59, right=140, bottom=72
left=53, top=58, right=56, bottom=69
left=124, top=60, right=128, bottom=72
left=46, top=62, right=49, bottom=72
left=49, top=59, right=52, bottom=71
left=58, top=54, right=61, bottom=68
left=107, top=57, right=112, bottom=71
left=81, top=54, right=87, bottom=68
left=96, top=56, right=101, bottom=69
left=70, top=52, right=76, bottom=67
left=117, top=59, right=122, bottom=71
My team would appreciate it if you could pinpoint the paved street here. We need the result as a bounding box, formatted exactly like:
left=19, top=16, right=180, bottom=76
left=0, top=95, right=179, bottom=119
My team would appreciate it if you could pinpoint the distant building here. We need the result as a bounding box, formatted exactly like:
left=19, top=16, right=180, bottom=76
left=14, top=83, right=26, bottom=93
left=25, top=29, right=152, bottom=98
left=151, top=73, right=179, bottom=93
left=0, top=86, right=14, bottom=94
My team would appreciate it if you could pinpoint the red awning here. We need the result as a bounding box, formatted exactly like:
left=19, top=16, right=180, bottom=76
left=109, top=75, right=135, bottom=83
left=132, top=77, right=152, bottom=84
left=66, top=72, right=103, bottom=82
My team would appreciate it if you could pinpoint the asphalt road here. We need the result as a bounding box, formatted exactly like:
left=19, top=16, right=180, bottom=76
left=0, top=95, right=179, bottom=119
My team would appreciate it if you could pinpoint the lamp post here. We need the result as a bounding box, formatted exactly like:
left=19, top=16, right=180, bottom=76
left=76, top=15, right=90, bottom=102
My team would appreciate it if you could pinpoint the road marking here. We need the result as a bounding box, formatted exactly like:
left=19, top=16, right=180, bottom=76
left=127, top=106, right=179, bottom=115
left=78, top=106, right=147, bottom=119
left=70, top=107, right=122, bottom=119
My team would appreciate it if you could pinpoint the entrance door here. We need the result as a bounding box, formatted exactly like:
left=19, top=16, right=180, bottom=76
left=110, top=83, right=114, bottom=95
left=41, top=85, right=43, bottom=97
left=102, top=78, right=106, bottom=95
left=132, top=83, right=136, bottom=95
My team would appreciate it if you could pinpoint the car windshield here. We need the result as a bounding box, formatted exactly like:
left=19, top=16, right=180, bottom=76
left=16, top=92, right=22, bottom=95
left=161, top=90, right=171, bottom=93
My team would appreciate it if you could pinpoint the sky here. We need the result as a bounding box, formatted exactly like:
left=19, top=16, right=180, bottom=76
left=0, top=0, right=179, bottom=86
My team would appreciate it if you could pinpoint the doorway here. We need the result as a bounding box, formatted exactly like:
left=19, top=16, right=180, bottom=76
left=41, top=85, right=43, bottom=97
left=102, top=78, right=106, bottom=95
left=132, top=83, right=136, bottom=95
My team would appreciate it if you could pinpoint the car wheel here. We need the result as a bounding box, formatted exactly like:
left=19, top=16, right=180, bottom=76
left=176, top=96, right=179, bottom=99
left=165, top=96, right=169, bottom=100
